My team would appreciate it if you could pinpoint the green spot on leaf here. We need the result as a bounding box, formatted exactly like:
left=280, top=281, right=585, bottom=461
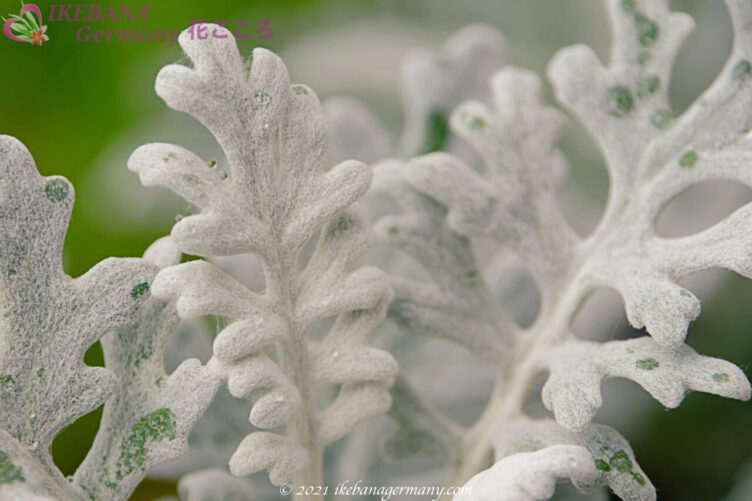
left=608, top=86, right=634, bottom=117
left=636, top=358, right=659, bottom=370
left=130, top=282, right=149, bottom=299
left=388, top=227, right=399, bottom=235
left=155, top=377, right=165, bottom=388
left=650, top=109, right=675, bottom=130
left=678, top=150, right=698, bottom=168
left=0, top=375, right=18, bottom=393
left=135, top=345, right=153, bottom=368
left=468, top=117, right=485, bottom=130
left=183, top=174, right=200, bottom=185
left=621, top=0, right=635, bottom=12
left=637, top=51, right=651, bottom=66
left=712, top=373, right=730, bottom=383
left=37, top=367, right=44, bottom=378
left=634, top=13, right=659, bottom=47
left=733, top=60, right=751, bottom=83
left=116, top=408, right=177, bottom=480
left=610, top=451, right=632, bottom=471
left=595, top=459, right=612, bottom=472
left=637, top=76, right=660, bottom=97
left=253, top=90, right=272, bottom=105
left=421, top=110, right=450, bottom=154
left=45, top=179, right=69, bottom=203
left=609, top=450, right=645, bottom=485
left=292, top=85, right=308, bottom=95
left=7, top=269, right=16, bottom=277
left=0, top=451, right=24, bottom=484
left=466, top=270, right=478, bottom=279
left=162, top=151, right=178, bottom=163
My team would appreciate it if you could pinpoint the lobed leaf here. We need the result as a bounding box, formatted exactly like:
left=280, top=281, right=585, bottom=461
left=132, top=25, right=397, bottom=486
left=177, top=467, right=255, bottom=501
left=494, top=419, right=655, bottom=501
left=454, top=445, right=596, bottom=501
left=538, top=337, right=750, bottom=432
left=0, top=136, right=155, bottom=483
left=74, top=237, right=220, bottom=500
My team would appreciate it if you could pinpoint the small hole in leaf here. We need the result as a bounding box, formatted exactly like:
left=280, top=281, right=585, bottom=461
left=487, top=252, right=539, bottom=329
left=308, top=315, right=336, bottom=345
left=297, top=229, right=321, bottom=272
left=521, top=371, right=550, bottom=418
left=85, top=341, right=104, bottom=367
left=571, top=286, right=627, bottom=341
left=130, top=479, right=178, bottom=499
left=669, top=1, right=731, bottom=114
left=52, top=404, right=104, bottom=476
left=419, top=110, right=450, bottom=154
left=655, top=180, right=752, bottom=237
left=163, top=318, right=214, bottom=372
left=557, top=126, right=609, bottom=236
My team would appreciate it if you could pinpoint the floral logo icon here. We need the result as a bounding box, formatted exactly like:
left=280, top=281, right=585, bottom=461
left=3, top=3, right=48, bottom=46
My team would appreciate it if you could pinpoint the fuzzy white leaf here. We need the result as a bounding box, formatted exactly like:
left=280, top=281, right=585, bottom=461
left=548, top=0, right=752, bottom=347
left=372, top=160, right=514, bottom=360
left=376, top=1, right=752, bottom=491
left=494, top=419, right=655, bottom=501
left=454, top=445, right=596, bottom=501
left=178, top=467, right=254, bottom=501
left=0, top=136, right=155, bottom=493
left=150, top=318, right=252, bottom=479
left=131, top=25, right=397, bottom=486
left=407, top=67, right=578, bottom=285
left=539, top=337, right=750, bottom=431
left=74, top=237, right=220, bottom=500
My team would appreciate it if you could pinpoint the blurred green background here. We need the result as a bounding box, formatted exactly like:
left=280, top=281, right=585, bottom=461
left=0, top=0, right=749, bottom=499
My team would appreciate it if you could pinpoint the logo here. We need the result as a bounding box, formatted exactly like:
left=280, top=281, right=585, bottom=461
left=3, top=3, right=49, bottom=46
